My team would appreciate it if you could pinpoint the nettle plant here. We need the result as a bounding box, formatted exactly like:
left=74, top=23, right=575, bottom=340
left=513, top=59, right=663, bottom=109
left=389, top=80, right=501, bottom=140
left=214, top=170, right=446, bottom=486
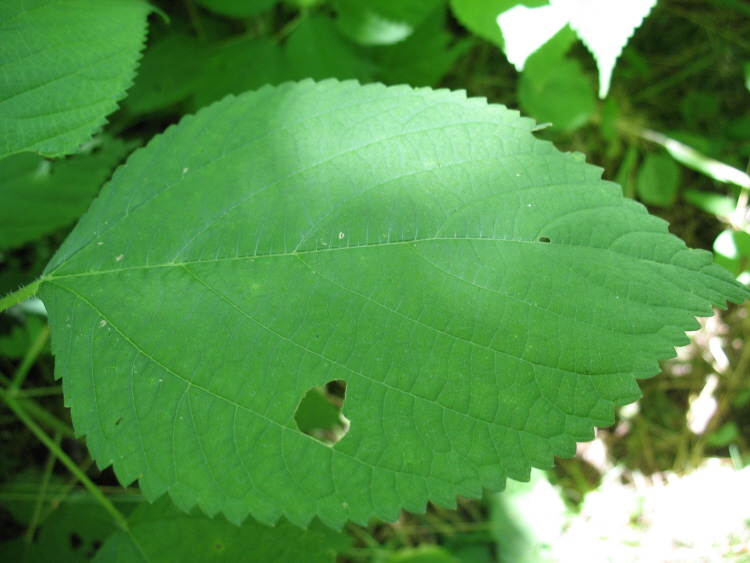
left=1, top=0, right=748, bottom=561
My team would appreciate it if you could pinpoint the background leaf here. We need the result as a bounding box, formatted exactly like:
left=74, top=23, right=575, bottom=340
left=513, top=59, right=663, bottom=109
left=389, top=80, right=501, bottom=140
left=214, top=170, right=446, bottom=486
left=0, top=0, right=150, bottom=158
left=372, top=7, right=472, bottom=87
left=38, top=80, right=749, bottom=532
left=123, top=34, right=208, bottom=117
left=286, top=16, right=375, bottom=81
left=635, top=152, right=681, bottom=207
left=93, top=497, right=348, bottom=563
left=193, top=0, right=277, bottom=18
left=0, top=139, right=130, bottom=250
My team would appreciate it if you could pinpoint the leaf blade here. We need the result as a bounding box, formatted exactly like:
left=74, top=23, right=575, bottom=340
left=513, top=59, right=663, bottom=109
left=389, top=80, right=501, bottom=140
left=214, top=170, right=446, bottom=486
left=39, top=80, right=750, bottom=530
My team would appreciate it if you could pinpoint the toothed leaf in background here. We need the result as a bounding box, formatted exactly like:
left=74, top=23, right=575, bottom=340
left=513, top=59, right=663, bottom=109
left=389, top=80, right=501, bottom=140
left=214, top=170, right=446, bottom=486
left=0, top=0, right=150, bottom=158
left=93, top=497, right=348, bottom=563
left=39, top=80, right=749, bottom=531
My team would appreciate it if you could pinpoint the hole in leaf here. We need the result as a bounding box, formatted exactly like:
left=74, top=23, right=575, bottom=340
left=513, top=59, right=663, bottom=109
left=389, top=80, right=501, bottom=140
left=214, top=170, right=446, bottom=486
left=294, top=380, right=350, bottom=446
left=69, top=532, right=83, bottom=550
left=538, top=236, right=551, bottom=243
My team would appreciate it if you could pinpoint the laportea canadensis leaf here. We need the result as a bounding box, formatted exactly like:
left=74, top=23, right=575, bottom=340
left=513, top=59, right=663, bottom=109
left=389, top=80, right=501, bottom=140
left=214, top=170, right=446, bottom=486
left=38, top=80, right=749, bottom=530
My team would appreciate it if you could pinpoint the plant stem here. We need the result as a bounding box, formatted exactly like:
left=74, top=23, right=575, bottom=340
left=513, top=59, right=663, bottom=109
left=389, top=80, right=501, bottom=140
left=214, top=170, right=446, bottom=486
left=0, top=388, right=130, bottom=532
left=10, top=324, right=50, bottom=391
left=0, top=280, right=42, bottom=314
left=24, top=431, right=61, bottom=543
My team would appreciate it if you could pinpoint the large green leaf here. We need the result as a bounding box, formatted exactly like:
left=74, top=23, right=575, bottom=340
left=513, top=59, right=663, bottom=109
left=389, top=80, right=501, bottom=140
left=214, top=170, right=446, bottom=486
left=0, top=0, right=150, bottom=158
left=93, top=497, right=348, bottom=563
left=38, top=80, right=749, bottom=530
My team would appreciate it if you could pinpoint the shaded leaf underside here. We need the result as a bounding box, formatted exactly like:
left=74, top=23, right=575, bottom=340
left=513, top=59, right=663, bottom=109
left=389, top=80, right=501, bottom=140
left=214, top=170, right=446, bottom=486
left=39, top=80, right=749, bottom=529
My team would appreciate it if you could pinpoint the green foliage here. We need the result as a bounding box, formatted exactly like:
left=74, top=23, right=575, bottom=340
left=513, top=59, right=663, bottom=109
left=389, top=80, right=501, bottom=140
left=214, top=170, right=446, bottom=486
left=635, top=152, right=682, bottom=207
left=0, top=0, right=150, bottom=158
left=0, top=139, right=130, bottom=250
left=94, top=497, right=348, bottom=563
left=1, top=1, right=750, bottom=561
left=194, top=0, right=277, bottom=18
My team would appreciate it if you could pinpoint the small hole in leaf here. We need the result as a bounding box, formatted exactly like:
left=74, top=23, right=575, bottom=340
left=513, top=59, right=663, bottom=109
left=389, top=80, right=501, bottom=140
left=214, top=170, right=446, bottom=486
left=294, top=380, right=350, bottom=446
left=70, top=532, right=83, bottom=550
left=538, top=236, right=551, bottom=243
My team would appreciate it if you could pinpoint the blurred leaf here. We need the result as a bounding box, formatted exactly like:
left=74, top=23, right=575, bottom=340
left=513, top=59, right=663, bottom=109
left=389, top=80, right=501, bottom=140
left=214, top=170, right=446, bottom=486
left=707, top=422, right=739, bottom=447
left=194, top=0, right=277, bottom=18
left=333, top=2, right=414, bottom=45
left=0, top=491, right=135, bottom=563
left=191, top=38, right=287, bottom=111
left=614, top=145, right=639, bottom=199
left=0, top=315, right=47, bottom=360
left=0, top=139, right=130, bottom=250
left=286, top=16, right=375, bottom=81
left=518, top=30, right=595, bottom=132
left=373, top=7, right=471, bottom=87
left=491, top=470, right=568, bottom=563
left=713, top=229, right=750, bottom=280
left=93, top=496, right=348, bottom=563
left=124, top=34, right=207, bottom=116
left=387, top=545, right=460, bottom=563
left=636, top=152, right=681, bottom=207
left=683, top=190, right=737, bottom=218
left=335, top=0, right=446, bottom=28
left=0, top=0, right=150, bottom=158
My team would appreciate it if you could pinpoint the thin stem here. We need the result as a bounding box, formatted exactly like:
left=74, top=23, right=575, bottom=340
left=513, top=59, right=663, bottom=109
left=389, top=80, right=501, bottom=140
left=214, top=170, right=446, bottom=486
left=24, top=431, right=61, bottom=543
left=10, top=325, right=50, bottom=391
left=0, top=388, right=130, bottom=532
left=0, top=280, right=41, bottom=314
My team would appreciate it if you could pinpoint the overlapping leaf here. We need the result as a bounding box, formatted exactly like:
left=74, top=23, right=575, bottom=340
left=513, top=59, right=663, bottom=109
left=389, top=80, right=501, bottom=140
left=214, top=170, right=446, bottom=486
left=0, top=139, right=129, bottom=249
left=0, top=0, right=150, bottom=158
left=39, top=80, right=749, bottom=530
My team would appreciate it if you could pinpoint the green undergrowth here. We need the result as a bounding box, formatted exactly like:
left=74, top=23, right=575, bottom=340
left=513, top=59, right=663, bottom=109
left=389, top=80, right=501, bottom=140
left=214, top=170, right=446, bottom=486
left=1, top=1, right=749, bottom=562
